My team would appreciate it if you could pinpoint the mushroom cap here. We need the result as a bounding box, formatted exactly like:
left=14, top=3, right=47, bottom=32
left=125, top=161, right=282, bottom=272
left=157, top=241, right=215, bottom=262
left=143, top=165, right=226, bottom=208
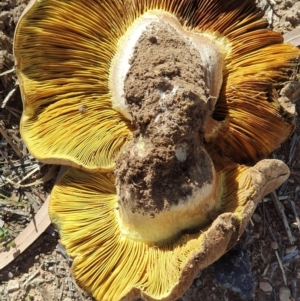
left=14, top=0, right=300, bottom=171
left=49, top=158, right=289, bottom=301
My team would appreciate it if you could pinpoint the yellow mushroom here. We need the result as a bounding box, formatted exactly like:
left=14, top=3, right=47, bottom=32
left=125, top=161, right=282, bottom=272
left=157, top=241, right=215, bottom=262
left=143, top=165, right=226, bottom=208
left=13, top=0, right=300, bottom=300
left=49, top=158, right=289, bottom=301
left=14, top=0, right=300, bottom=171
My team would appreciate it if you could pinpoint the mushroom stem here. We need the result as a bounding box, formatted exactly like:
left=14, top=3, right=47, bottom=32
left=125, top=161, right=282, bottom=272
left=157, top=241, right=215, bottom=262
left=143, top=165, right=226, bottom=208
left=113, top=12, right=225, bottom=244
left=116, top=166, right=221, bottom=244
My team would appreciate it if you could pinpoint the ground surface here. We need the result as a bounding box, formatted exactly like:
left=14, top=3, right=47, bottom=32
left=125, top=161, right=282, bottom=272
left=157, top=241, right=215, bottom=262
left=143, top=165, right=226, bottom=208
left=0, top=1, right=300, bottom=301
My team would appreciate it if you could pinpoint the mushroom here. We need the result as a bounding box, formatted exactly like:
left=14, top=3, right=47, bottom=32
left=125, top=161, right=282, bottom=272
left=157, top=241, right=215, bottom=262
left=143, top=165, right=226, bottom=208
left=13, top=0, right=300, bottom=300
left=14, top=0, right=300, bottom=171
left=49, top=158, right=289, bottom=301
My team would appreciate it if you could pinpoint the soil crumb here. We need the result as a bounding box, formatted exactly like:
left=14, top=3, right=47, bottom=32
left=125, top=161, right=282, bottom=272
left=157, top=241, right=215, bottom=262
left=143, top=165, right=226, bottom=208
left=115, top=21, right=213, bottom=215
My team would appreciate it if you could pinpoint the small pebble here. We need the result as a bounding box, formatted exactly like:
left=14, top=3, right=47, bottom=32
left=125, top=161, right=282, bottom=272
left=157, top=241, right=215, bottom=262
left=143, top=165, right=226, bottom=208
left=252, top=213, right=262, bottom=223
left=48, top=266, right=55, bottom=272
left=63, top=298, right=72, bottom=301
left=270, top=241, right=278, bottom=250
left=7, top=280, right=19, bottom=293
left=259, top=282, right=272, bottom=292
left=279, top=286, right=291, bottom=301
left=8, top=272, right=13, bottom=279
left=195, top=279, right=202, bottom=287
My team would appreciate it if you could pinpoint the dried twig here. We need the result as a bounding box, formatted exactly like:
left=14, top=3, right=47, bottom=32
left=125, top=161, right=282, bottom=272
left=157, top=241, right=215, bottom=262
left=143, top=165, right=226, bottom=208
left=4, top=287, right=10, bottom=301
left=275, top=250, right=287, bottom=285
left=0, top=175, right=20, bottom=188
left=289, top=133, right=300, bottom=165
left=1, top=206, right=30, bottom=218
left=2, top=163, right=57, bottom=189
left=16, top=164, right=41, bottom=185
left=267, top=226, right=277, bottom=243
left=58, top=283, right=64, bottom=301
left=71, top=276, right=85, bottom=301
left=5, top=105, right=22, bottom=114
left=262, top=264, right=270, bottom=277
left=23, top=267, right=40, bottom=288
left=0, top=68, right=15, bottom=77
left=270, top=191, right=295, bottom=244
left=56, top=244, right=72, bottom=262
left=32, top=189, right=48, bottom=203
left=1, top=87, right=16, bottom=108
left=0, top=166, right=45, bottom=188
left=291, top=278, right=298, bottom=300
left=67, top=276, right=74, bottom=298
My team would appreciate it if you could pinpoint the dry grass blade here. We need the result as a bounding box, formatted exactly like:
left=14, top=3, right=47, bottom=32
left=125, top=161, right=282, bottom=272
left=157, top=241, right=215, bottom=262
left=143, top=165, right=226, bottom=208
left=283, top=28, right=300, bottom=46
left=0, top=197, right=51, bottom=270
left=1, top=87, right=17, bottom=108
left=275, top=250, right=287, bottom=285
left=0, top=68, right=15, bottom=77
left=270, top=191, right=295, bottom=244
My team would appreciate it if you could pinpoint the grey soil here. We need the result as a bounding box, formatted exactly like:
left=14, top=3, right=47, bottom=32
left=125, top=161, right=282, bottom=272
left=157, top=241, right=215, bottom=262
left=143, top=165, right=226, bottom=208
left=115, top=22, right=213, bottom=215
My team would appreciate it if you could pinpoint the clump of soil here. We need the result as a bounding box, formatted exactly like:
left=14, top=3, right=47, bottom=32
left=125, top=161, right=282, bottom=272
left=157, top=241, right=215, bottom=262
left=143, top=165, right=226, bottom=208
left=115, top=22, right=213, bottom=215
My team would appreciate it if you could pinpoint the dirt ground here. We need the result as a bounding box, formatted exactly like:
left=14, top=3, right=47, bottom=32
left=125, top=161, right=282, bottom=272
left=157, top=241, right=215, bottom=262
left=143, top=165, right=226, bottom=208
left=0, top=0, right=300, bottom=301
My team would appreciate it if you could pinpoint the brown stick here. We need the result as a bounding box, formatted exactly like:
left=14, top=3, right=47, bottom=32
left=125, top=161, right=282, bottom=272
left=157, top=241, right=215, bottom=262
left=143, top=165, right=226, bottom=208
left=270, top=191, right=295, bottom=244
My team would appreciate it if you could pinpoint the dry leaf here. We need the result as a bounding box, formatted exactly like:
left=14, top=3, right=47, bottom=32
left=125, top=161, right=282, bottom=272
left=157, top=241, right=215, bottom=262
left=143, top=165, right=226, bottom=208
left=0, top=197, right=51, bottom=270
